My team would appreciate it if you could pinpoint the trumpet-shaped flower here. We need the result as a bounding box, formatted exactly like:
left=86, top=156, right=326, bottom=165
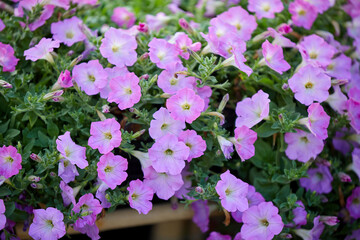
left=111, top=7, right=136, bottom=28
left=148, top=38, right=181, bottom=69
left=299, top=103, right=330, bottom=140
left=127, top=179, right=154, bottom=214
left=289, top=0, right=318, bottom=30
left=72, top=193, right=102, bottom=228
left=346, top=187, right=360, bottom=219
left=171, top=32, right=201, bottom=60
left=58, top=159, right=79, bottom=183
left=300, top=165, right=333, bottom=194
left=232, top=126, right=257, bottom=161
left=59, top=181, right=76, bottom=207
left=326, top=86, right=348, bottom=114
left=24, top=38, right=60, bottom=63
left=0, top=43, right=19, bottom=72
left=97, top=152, right=128, bottom=190
left=101, top=67, right=130, bottom=99
left=51, top=16, right=86, bottom=47
left=178, top=130, right=206, bottom=162
left=191, top=200, right=209, bottom=232
left=0, top=145, right=22, bottom=179
left=149, top=107, right=185, bottom=140
left=217, top=135, right=234, bottom=159
left=261, top=40, right=290, bottom=74
left=248, top=0, right=284, bottom=19
left=326, top=54, right=352, bottom=80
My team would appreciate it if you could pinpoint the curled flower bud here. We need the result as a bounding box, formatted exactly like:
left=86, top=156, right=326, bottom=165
left=30, top=183, right=43, bottom=189
left=218, top=94, right=229, bottom=113
left=30, top=153, right=41, bottom=162
left=0, top=80, right=12, bottom=88
left=320, top=216, right=339, bottom=226
left=28, top=176, right=40, bottom=182
left=140, top=53, right=149, bottom=61
left=282, top=83, right=289, bottom=90
left=338, top=172, right=352, bottom=182
left=50, top=172, right=56, bottom=177
left=137, top=22, right=148, bottom=33
left=140, top=74, right=149, bottom=80
left=195, top=186, right=204, bottom=194
left=43, top=90, right=64, bottom=101
left=102, top=105, right=110, bottom=113
left=132, top=129, right=146, bottom=139
left=69, top=55, right=83, bottom=68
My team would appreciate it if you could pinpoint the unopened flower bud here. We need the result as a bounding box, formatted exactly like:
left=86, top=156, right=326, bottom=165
left=277, top=23, right=293, bottom=34
left=137, top=22, right=148, bottom=33
left=43, top=90, right=64, bottom=101
left=28, top=176, right=40, bottom=182
left=67, top=50, right=74, bottom=56
left=30, top=153, right=41, bottom=162
left=102, top=105, right=110, bottom=113
left=52, top=97, right=64, bottom=102
left=50, top=172, right=56, bottom=177
left=0, top=80, right=12, bottom=88
left=31, top=183, right=43, bottom=189
left=195, top=186, right=204, bottom=194
left=132, top=129, right=146, bottom=139
left=331, top=78, right=348, bottom=86
left=282, top=83, right=289, bottom=90
left=160, top=93, right=171, bottom=98
left=320, top=216, right=339, bottom=226
left=140, top=53, right=149, bottom=61
left=338, top=172, right=352, bottom=182
left=140, top=74, right=149, bottom=80
left=218, top=94, right=229, bottom=112
left=70, top=55, right=83, bottom=68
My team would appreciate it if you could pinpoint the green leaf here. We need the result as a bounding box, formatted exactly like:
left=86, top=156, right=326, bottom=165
left=28, top=111, right=38, bottom=128
left=5, top=129, right=20, bottom=139
left=255, top=122, right=279, bottom=138
left=8, top=209, right=28, bottom=222
left=0, top=120, right=10, bottom=134
left=4, top=202, right=15, bottom=217
left=0, top=186, right=11, bottom=197
left=47, top=120, right=59, bottom=138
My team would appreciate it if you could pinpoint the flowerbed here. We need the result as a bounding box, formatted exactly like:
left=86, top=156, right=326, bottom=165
left=0, top=0, right=360, bottom=239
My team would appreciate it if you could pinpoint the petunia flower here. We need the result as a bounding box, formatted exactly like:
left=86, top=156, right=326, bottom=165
left=101, top=66, right=130, bottom=99
left=99, top=27, right=138, bottom=67
left=149, top=134, right=189, bottom=175
left=0, top=19, right=5, bottom=32
left=146, top=12, right=171, bottom=32
left=111, top=7, right=136, bottom=29
left=217, top=135, right=234, bottom=159
left=56, top=131, right=88, bottom=169
left=215, top=170, right=249, bottom=212
left=28, top=207, right=66, bottom=240
left=207, top=232, right=231, bottom=240
left=248, top=0, right=284, bottom=19
left=326, top=54, right=352, bottom=81
left=231, top=126, right=257, bottom=161
left=326, top=86, right=348, bottom=114
left=97, top=152, right=128, bottom=190
left=58, top=159, right=79, bottom=183
left=149, top=107, right=185, bottom=140
left=343, top=0, right=360, bottom=18
left=170, top=32, right=201, bottom=60
left=178, top=130, right=206, bottom=162
left=241, top=202, right=284, bottom=240
left=59, top=181, right=77, bottom=207
left=130, top=150, right=152, bottom=169
left=352, top=148, right=360, bottom=182
left=294, top=216, right=325, bottom=240
left=298, top=103, right=330, bottom=140
left=300, top=164, right=333, bottom=194
left=346, top=187, right=360, bottom=219
left=166, top=88, right=205, bottom=124
left=289, top=0, right=318, bottom=30
left=88, top=118, right=122, bottom=154
left=24, top=38, right=60, bottom=63
left=148, top=38, right=181, bottom=69
left=346, top=87, right=360, bottom=133
left=345, top=229, right=360, bottom=240
left=0, top=145, right=22, bottom=179
left=73, top=223, right=100, bottom=240
left=0, top=199, right=5, bottom=230
left=260, top=40, right=291, bottom=74
left=0, top=42, right=19, bottom=72
left=51, top=16, right=86, bottom=47
left=72, top=60, right=108, bottom=96
left=235, top=90, right=270, bottom=128
left=108, top=72, right=141, bottom=110
left=56, top=70, right=73, bottom=88
left=72, top=193, right=102, bottom=228
left=127, top=179, right=154, bottom=214
left=288, top=65, right=331, bottom=106
left=191, top=200, right=209, bottom=232
left=72, top=0, right=98, bottom=6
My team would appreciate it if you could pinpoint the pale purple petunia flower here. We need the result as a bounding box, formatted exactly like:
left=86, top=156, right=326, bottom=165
left=346, top=187, right=360, bottom=219
left=178, top=130, right=206, bottom=162
left=146, top=12, right=171, bottom=32
left=59, top=181, right=76, bottom=207
left=72, top=193, right=102, bottom=228
left=217, top=135, right=234, bottom=159
left=221, top=45, right=253, bottom=76
left=95, top=180, right=111, bottom=209
left=261, top=40, right=291, bottom=74
left=343, top=0, right=360, bottom=18
left=0, top=43, right=19, bottom=72
left=57, top=70, right=73, bottom=88
left=300, top=164, right=333, bottom=194
left=73, top=223, right=100, bottom=240
left=108, top=72, right=141, bottom=110
left=148, top=38, right=181, bottom=69
left=285, top=130, right=324, bottom=162
left=0, top=145, right=22, bottom=179
left=0, top=199, right=5, bottom=230
left=298, top=103, right=330, bottom=140
left=72, top=60, right=108, bottom=96
left=304, top=0, right=331, bottom=13
left=194, top=84, right=212, bottom=112
left=174, top=167, right=193, bottom=200
left=143, top=166, right=184, bottom=200
left=101, top=66, right=130, bottom=99
left=88, top=118, right=122, bottom=154
left=231, top=126, right=257, bottom=161
left=149, top=107, right=185, bottom=140
left=215, top=170, right=249, bottom=212
left=191, top=200, right=209, bottom=232
left=235, top=90, right=270, bottom=128
left=131, top=150, right=152, bottom=170
left=0, top=19, right=5, bottom=32
left=326, top=54, right=352, bottom=80
left=352, top=148, right=360, bottom=182
left=288, top=65, right=331, bottom=106
left=326, top=86, right=348, bottom=114
left=149, top=134, right=189, bottom=175
left=241, top=202, right=284, bottom=240
left=97, top=152, right=128, bottom=190
left=289, top=0, right=318, bottom=30
left=166, top=88, right=205, bottom=124
left=171, top=32, right=201, bottom=60
left=99, top=27, right=138, bottom=67
left=58, top=159, right=79, bottom=183
left=56, top=131, right=88, bottom=169
left=111, top=7, right=136, bottom=28
left=294, top=216, right=324, bottom=240
left=347, top=16, right=360, bottom=41
left=207, top=232, right=231, bottom=240
left=28, top=207, right=66, bottom=240
left=127, top=179, right=154, bottom=214
left=24, top=38, right=60, bottom=63
left=248, top=0, right=284, bottom=19
left=292, top=201, right=307, bottom=227
left=51, top=17, right=86, bottom=47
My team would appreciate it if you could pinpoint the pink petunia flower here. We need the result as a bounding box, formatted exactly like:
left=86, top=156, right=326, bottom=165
left=0, top=145, right=22, bottom=179
left=148, top=38, right=181, bottom=69
left=248, top=0, right=284, bottom=19
left=298, top=103, right=330, bottom=140
left=217, top=135, right=234, bottom=159
left=343, top=0, right=360, bottom=18
left=146, top=12, right=171, bottom=32
left=285, top=130, right=324, bottom=163
left=294, top=216, right=324, bottom=240
left=215, top=170, right=249, bottom=212
left=304, top=0, right=331, bottom=13
left=28, top=207, right=66, bottom=240
left=221, top=44, right=253, bottom=76
left=97, top=152, right=128, bottom=190
left=0, top=42, right=19, bottom=72
left=241, top=202, right=284, bottom=240
left=73, top=60, right=108, bottom=96
left=157, top=62, right=196, bottom=94
left=72, top=193, right=102, bottom=228
left=101, top=66, right=130, bottom=99
left=143, top=166, right=184, bottom=200
left=56, top=131, right=88, bottom=169
left=346, top=187, right=360, bottom=219
left=111, top=7, right=136, bottom=28
left=300, top=164, right=333, bottom=194
left=235, top=90, right=270, bottom=128
left=72, top=0, right=98, bottom=6
left=127, top=179, right=154, bottom=214
left=0, top=199, right=5, bottom=230
left=231, top=126, right=257, bottom=161
left=289, top=0, right=318, bottom=30
left=171, top=32, right=201, bottom=60
left=59, top=181, right=76, bottom=207
left=326, top=54, right=352, bottom=81
left=149, top=107, right=185, bottom=140
left=0, top=19, right=5, bottom=32
left=149, top=134, right=189, bottom=175
left=178, top=130, right=206, bottom=162
left=73, top=223, right=100, bottom=240
left=166, top=88, right=205, bottom=124
left=88, top=118, right=122, bottom=154
left=326, top=86, right=348, bottom=114
left=99, top=27, right=138, bottom=67
left=51, top=16, right=86, bottom=47
left=56, top=70, right=73, bottom=88
left=288, top=65, right=331, bottom=106
left=108, top=72, right=141, bottom=110
left=24, top=38, right=60, bottom=63
left=261, top=40, right=291, bottom=74
left=95, top=180, right=111, bottom=209
left=291, top=201, right=307, bottom=227
left=58, top=159, right=79, bottom=183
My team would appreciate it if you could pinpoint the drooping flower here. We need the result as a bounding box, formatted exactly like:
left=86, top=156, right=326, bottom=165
left=24, top=38, right=60, bottom=63
left=0, top=199, right=5, bottom=230
left=294, top=216, right=325, bottom=240
left=166, top=88, right=205, bottom=124
left=300, top=164, right=333, bottom=194
left=127, top=179, right=154, bottom=214
left=59, top=181, right=77, bottom=207
left=56, top=131, right=88, bottom=169
left=88, top=118, right=122, bottom=154
left=326, top=54, right=352, bottom=81
left=97, top=152, right=128, bottom=190
left=108, top=72, right=141, bottom=110
left=149, top=134, right=189, bottom=175
left=248, top=0, right=284, bottom=19
left=326, top=86, right=348, bottom=114
left=207, top=232, right=232, bottom=240
left=51, top=16, right=86, bottom=47
left=99, top=27, right=138, bottom=67
left=28, top=207, right=66, bottom=240
left=72, top=193, right=102, bottom=228
left=171, top=32, right=201, bottom=60
left=72, top=60, right=108, bottom=96
left=111, top=7, right=136, bottom=28
left=56, top=70, right=73, bottom=88
left=288, top=65, right=331, bottom=106
left=298, top=103, right=330, bottom=140
left=178, top=130, right=206, bottom=162
left=143, top=166, right=184, bottom=200
left=148, top=38, right=181, bottom=69
left=149, top=107, right=185, bottom=140
left=231, top=126, right=257, bottom=161
left=0, top=145, right=22, bottom=179
left=217, top=135, right=234, bottom=159
left=261, top=40, right=290, bottom=74
left=191, top=200, right=209, bottom=233
left=235, top=90, right=270, bottom=128
left=241, top=202, right=284, bottom=240
left=215, top=170, right=249, bottom=212
left=58, top=159, right=79, bottom=183
left=289, top=0, right=318, bottom=30
left=347, top=187, right=360, bottom=219
left=0, top=42, right=19, bottom=72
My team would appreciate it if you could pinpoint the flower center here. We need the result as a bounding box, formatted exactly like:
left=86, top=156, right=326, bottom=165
left=81, top=204, right=89, bottom=211
left=157, top=51, right=166, bottom=60
left=298, top=9, right=306, bottom=16
left=63, top=160, right=69, bottom=167
left=66, top=31, right=74, bottom=39
left=104, top=132, right=112, bottom=140
left=235, top=23, right=242, bottom=31
left=185, top=142, right=192, bottom=149
left=181, top=103, right=191, bottom=110
left=170, top=78, right=178, bottom=86
left=316, top=172, right=323, bottom=180
left=161, top=123, right=168, bottom=130
left=300, top=136, right=309, bottom=143
left=46, top=220, right=54, bottom=228
left=125, top=88, right=132, bottom=94
left=164, top=149, right=173, bottom=155
left=65, top=149, right=71, bottom=157
left=327, top=64, right=335, bottom=70
left=225, top=188, right=232, bottom=196
left=260, top=219, right=269, bottom=227
left=305, top=82, right=314, bottom=89
left=104, top=165, right=113, bottom=173
left=262, top=3, right=271, bottom=12
left=5, top=156, right=14, bottom=163
left=309, top=52, right=318, bottom=59
left=112, top=45, right=120, bottom=53
left=88, top=74, right=96, bottom=82
left=353, top=198, right=360, bottom=205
